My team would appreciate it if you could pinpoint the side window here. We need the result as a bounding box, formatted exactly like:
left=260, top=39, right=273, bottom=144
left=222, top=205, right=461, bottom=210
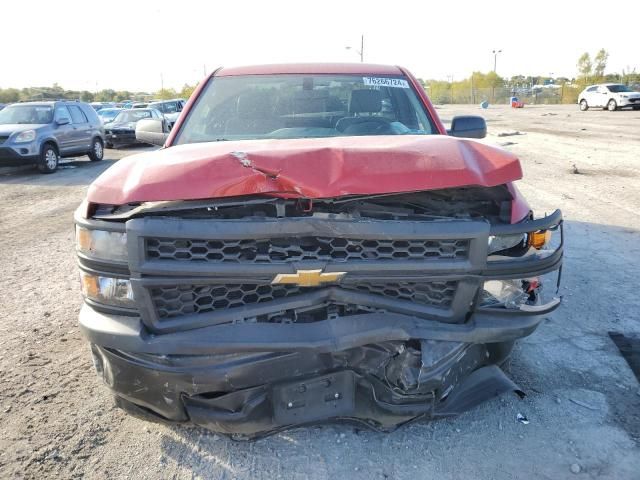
left=54, top=106, right=71, bottom=123
left=176, top=101, right=184, bottom=112
left=68, top=105, right=88, bottom=124
left=586, top=86, right=598, bottom=92
left=164, top=102, right=178, bottom=113
left=597, top=86, right=608, bottom=94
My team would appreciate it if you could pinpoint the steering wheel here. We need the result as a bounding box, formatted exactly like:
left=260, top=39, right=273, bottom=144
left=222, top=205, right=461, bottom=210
left=336, top=116, right=393, bottom=134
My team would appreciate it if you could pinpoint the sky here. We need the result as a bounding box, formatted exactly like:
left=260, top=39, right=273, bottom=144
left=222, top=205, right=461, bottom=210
left=2, top=0, right=638, bottom=92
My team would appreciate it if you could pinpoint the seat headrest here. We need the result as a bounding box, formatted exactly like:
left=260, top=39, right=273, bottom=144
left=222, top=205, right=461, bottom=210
left=236, top=92, right=272, bottom=118
left=349, top=89, right=382, bottom=113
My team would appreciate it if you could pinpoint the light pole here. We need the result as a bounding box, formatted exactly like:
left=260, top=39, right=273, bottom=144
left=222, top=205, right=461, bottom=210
left=492, top=49, right=502, bottom=73
left=345, top=35, right=364, bottom=62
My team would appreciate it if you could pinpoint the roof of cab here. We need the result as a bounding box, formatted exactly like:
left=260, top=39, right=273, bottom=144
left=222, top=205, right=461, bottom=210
left=216, top=63, right=404, bottom=77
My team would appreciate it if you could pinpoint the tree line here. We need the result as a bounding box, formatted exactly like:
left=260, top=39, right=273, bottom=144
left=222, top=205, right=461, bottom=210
left=1, top=50, right=637, bottom=105
left=0, top=83, right=197, bottom=104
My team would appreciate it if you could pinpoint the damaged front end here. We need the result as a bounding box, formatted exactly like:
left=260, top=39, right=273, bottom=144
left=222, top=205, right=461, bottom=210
left=76, top=187, right=562, bottom=438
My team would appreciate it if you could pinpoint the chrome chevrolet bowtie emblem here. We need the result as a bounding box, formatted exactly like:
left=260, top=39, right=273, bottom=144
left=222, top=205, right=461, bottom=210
left=271, top=269, right=346, bottom=287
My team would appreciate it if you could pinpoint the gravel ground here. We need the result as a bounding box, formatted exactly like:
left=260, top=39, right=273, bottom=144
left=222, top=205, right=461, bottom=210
left=1, top=105, right=639, bottom=479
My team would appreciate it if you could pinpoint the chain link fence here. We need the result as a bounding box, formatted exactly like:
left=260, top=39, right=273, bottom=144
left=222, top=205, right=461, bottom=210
left=425, top=84, right=582, bottom=105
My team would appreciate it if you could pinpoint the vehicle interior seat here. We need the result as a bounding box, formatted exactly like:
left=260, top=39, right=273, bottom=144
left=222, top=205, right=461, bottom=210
left=335, top=89, right=389, bottom=134
left=225, top=91, right=282, bottom=135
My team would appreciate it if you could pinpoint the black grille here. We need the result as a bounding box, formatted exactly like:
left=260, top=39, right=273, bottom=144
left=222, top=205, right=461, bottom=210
left=146, top=237, right=469, bottom=263
left=151, top=281, right=457, bottom=320
left=346, top=281, right=457, bottom=307
left=0, top=135, right=9, bottom=145
left=152, top=283, right=304, bottom=319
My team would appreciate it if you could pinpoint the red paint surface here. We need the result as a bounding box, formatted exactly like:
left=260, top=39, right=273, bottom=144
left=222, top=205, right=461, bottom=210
left=88, top=135, right=523, bottom=205
left=216, top=63, right=404, bottom=77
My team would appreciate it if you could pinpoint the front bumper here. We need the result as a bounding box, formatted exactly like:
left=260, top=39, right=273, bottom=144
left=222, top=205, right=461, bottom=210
left=105, top=130, right=137, bottom=145
left=619, top=99, right=640, bottom=108
left=0, top=145, right=39, bottom=166
left=78, top=209, right=563, bottom=437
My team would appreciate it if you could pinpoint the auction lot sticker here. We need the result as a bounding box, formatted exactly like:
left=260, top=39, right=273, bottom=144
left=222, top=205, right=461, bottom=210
left=363, top=77, right=410, bottom=88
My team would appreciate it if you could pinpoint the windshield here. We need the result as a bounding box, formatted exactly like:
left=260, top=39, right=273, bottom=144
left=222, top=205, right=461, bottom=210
left=0, top=105, right=53, bottom=125
left=114, top=110, right=153, bottom=122
left=174, top=74, right=435, bottom=145
left=607, top=84, right=635, bottom=93
left=100, top=109, right=121, bottom=120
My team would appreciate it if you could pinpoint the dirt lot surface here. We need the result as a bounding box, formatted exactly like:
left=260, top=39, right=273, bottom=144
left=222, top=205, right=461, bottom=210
left=1, top=105, right=639, bottom=479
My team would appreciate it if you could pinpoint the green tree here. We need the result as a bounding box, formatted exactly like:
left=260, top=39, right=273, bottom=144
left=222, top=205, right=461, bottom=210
left=179, top=83, right=196, bottom=99
left=593, top=49, right=609, bottom=78
left=577, top=52, right=592, bottom=83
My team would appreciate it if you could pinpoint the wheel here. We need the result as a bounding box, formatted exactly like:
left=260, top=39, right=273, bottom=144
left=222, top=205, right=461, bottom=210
left=37, top=143, right=59, bottom=173
left=607, top=99, right=617, bottom=111
left=87, top=138, right=104, bottom=161
left=579, top=99, right=588, bottom=111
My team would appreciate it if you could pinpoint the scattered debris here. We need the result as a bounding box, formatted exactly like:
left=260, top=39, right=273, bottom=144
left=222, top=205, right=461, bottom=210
left=571, top=163, right=581, bottom=174
left=541, top=113, right=558, bottom=116
left=568, top=398, right=598, bottom=411
left=516, top=413, right=530, bottom=425
left=570, top=463, right=581, bottom=474
left=497, top=131, right=524, bottom=137
left=499, top=141, right=517, bottom=147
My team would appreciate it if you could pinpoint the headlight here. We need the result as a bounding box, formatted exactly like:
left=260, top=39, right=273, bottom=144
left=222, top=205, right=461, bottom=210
left=80, top=271, right=135, bottom=308
left=76, top=226, right=127, bottom=262
left=480, top=279, right=532, bottom=309
left=14, top=129, right=36, bottom=143
left=487, top=233, right=526, bottom=254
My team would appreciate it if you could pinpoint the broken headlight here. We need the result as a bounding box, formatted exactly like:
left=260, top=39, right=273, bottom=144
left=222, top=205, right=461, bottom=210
left=76, top=226, right=127, bottom=262
left=480, top=279, right=532, bottom=309
left=80, top=271, right=135, bottom=309
left=487, top=233, right=526, bottom=255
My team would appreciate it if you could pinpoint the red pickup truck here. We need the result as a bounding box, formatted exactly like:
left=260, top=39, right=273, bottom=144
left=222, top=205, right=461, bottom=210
left=75, top=63, right=562, bottom=438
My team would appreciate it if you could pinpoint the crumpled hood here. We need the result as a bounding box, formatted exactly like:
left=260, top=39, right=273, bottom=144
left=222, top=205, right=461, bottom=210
left=0, top=124, right=43, bottom=135
left=87, top=135, right=523, bottom=205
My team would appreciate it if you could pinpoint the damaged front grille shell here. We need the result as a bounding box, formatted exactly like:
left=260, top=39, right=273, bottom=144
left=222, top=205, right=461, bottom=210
left=76, top=205, right=563, bottom=437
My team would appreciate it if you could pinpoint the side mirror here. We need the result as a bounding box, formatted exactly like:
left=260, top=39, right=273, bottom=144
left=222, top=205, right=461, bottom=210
left=135, top=118, right=169, bottom=146
left=448, top=115, right=487, bottom=139
left=56, top=117, right=70, bottom=126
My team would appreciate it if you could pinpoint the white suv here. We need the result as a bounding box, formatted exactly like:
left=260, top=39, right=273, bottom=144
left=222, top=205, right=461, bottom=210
left=578, top=83, right=640, bottom=111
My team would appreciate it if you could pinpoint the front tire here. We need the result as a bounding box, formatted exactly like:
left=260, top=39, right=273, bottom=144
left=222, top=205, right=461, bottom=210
left=579, top=99, right=588, bottom=111
left=88, top=138, right=104, bottom=161
left=607, top=99, right=617, bottom=111
left=37, top=144, right=59, bottom=173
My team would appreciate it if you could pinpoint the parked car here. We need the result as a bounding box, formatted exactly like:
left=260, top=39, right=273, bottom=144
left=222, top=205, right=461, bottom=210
left=90, top=102, right=114, bottom=112
left=97, top=107, right=122, bottom=125
left=148, top=99, right=186, bottom=129
left=0, top=100, right=105, bottom=173
left=131, top=102, right=149, bottom=109
left=103, top=108, right=164, bottom=148
left=578, top=83, right=640, bottom=111
left=75, top=63, right=563, bottom=438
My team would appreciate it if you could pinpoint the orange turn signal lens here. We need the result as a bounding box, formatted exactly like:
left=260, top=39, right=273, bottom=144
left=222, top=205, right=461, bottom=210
left=80, top=271, right=100, bottom=298
left=528, top=230, right=551, bottom=249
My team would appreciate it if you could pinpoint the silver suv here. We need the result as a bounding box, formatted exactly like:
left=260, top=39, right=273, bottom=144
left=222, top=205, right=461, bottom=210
left=0, top=101, right=105, bottom=173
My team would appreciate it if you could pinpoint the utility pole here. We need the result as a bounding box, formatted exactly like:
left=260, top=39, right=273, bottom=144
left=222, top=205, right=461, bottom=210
left=160, top=73, right=164, bottom=98
left=492, top=49, right=502, bottom=73
left=345, top=35, right=364, bottom=63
